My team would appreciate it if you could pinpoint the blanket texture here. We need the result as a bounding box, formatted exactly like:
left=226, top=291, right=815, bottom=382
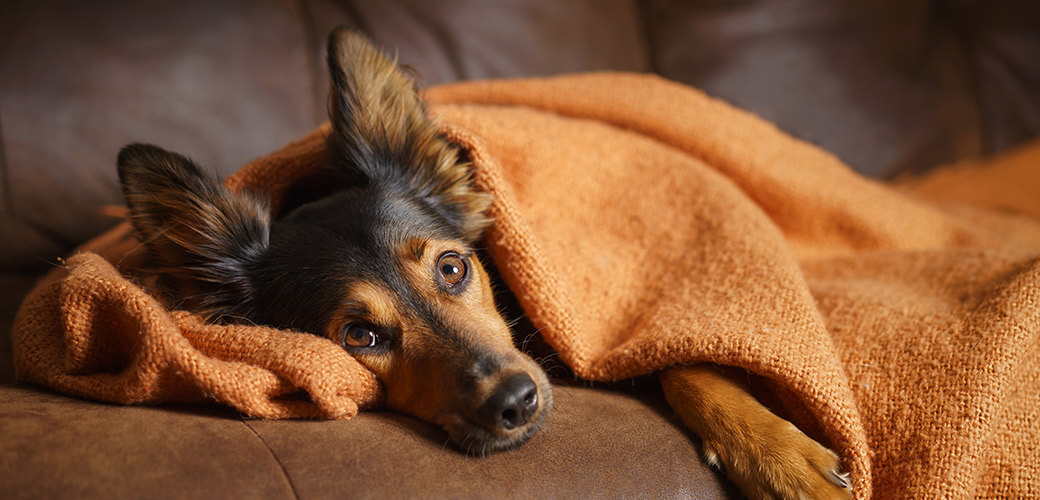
left=13, top=73, right=1040, bottom=499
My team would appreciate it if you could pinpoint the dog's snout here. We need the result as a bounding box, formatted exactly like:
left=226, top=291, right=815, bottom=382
left=479, top=373, right=538, bottom=430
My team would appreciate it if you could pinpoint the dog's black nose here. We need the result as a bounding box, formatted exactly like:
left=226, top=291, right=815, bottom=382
left=479, top=373, right=538, bottom=430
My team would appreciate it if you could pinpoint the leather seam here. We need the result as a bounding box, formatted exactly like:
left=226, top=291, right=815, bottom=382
left=240, top=419, right=301, bottom=500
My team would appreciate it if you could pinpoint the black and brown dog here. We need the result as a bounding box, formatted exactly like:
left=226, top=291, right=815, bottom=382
left=117, top=27, right=850, bottom=499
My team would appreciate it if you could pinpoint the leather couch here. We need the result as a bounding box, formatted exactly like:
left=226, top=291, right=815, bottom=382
left=2, top=1, right=1037, bottom=497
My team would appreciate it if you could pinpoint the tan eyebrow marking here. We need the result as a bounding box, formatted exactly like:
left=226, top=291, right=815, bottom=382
left=327, top=281, right=405, bottom=342
left=342, top=301, right=370, bottom=318
left=402, top=237, right=428, bottom=262
left=350, top=282, right=400, bottom=325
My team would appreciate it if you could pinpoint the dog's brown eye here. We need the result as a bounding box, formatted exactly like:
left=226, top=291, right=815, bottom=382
left=341, top=323, right=378, bottom=348
left=438, top=252, right=468, bottom=287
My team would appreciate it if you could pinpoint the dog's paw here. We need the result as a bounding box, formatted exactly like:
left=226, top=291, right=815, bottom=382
left=704, top=417, right=850, bottom=500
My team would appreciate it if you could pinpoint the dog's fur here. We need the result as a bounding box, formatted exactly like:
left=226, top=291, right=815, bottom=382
left=117, top=27, right=850, bottom=499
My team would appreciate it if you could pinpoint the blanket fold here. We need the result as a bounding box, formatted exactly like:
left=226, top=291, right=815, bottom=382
left=13, top=73, right=1040, bottom=499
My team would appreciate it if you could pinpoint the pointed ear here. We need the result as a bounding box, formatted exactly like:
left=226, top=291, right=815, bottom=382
left=117, top=143, right=269, bottom=319
left=325, top=27, right=491, bottom=241
left=325, top=26, right=428, bottom=181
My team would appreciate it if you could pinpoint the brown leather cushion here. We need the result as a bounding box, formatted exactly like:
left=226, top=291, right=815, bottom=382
left=643, top=0, right=1040, bottom=178
left=0, top=0, right=321, bottom=271
left=303, top=0, right=649, bottom=86
left=0, top=274, right=36, bottom=385
left=0, top=383, right=732, bottom=498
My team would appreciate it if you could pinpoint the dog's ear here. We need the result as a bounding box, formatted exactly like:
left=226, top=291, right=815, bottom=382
left=325, top=27, right=491, bottom=242
left=117, top=143, right=269, bottom=319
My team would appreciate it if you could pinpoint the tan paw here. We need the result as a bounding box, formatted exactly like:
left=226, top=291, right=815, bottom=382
left=704, top=418, right=850, bottom=500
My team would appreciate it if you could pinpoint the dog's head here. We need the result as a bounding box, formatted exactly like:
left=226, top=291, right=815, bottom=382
left=117, top=27, right=551, bottom=453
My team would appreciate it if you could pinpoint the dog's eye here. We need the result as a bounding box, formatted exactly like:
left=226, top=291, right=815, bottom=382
left=340, top=323, right=378, bottom=348
left=438, top=252, right=468, bottom=287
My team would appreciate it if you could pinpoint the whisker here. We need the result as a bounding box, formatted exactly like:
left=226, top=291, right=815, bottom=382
left=519, top=327, right=543, bottom=353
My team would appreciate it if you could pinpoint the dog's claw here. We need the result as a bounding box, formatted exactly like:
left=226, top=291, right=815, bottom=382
left=830, top=470, right=849, bottom=489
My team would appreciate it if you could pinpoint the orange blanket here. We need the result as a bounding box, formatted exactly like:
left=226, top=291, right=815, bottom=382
left=14, top=74, right=1040, bottom=499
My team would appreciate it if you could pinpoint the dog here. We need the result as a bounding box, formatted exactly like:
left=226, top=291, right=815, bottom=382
left=116, top=27, right=850, bottom=499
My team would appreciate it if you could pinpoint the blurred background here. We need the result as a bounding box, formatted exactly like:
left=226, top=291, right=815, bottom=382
left=1, top=0, right=1038, bottom=275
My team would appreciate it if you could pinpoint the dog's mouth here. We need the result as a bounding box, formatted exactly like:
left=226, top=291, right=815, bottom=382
left=441, top=380, right=554, bottom=455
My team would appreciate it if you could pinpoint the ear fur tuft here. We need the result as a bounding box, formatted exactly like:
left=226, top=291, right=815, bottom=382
left=326, top=27, right=491, bottom=241
left=117, top=143, right=270, bottom=320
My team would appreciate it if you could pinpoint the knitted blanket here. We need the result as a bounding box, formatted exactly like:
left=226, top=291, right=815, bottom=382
left=13, top=74, right=1040, bottom=499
